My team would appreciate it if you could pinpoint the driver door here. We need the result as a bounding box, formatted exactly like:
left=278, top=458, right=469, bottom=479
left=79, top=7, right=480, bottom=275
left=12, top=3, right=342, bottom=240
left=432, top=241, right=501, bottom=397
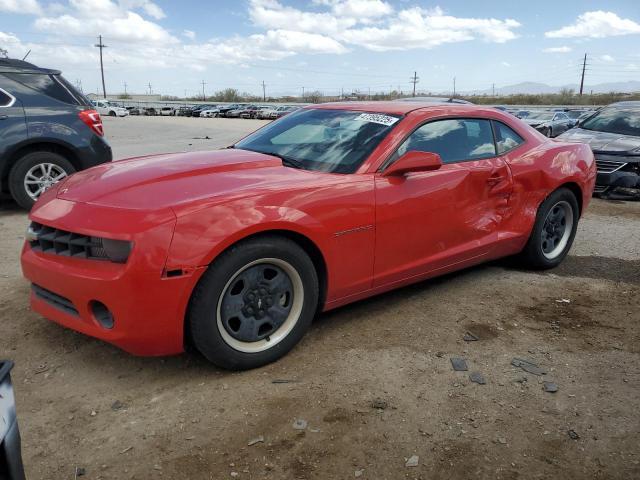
left=373, top=117, right=513, bottom=288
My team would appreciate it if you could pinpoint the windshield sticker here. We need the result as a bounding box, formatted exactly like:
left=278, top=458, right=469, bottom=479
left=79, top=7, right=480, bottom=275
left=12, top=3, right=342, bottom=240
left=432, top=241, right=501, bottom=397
left=355, top=113, right=399, bottom=127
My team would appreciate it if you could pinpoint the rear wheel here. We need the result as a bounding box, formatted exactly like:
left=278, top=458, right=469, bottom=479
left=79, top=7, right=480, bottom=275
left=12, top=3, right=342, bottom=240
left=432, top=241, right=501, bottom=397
left=520, top=187, right=579, bottom=269
left=189, top=236, right=319, bottom=370
left=109, top=110, right=116, bottom=117
left=9, top=151, right=75, bottom=209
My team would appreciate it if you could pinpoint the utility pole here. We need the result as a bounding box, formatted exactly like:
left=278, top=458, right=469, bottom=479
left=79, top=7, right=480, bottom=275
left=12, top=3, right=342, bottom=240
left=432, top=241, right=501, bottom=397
left=453, top=76, right=456, bottom=97
left=341, top=87, right=344, bottom=99
left=261, top=80, right=266, bottom=102
left=147, top=82, right=152, bottom=95
left=368, top=87, right=371, bottom=100
left=301, top=86, right=305, bottom=100
left=579, top=53, right=587, bottom=96
left=201, top=80, right=206, bottom=101
left=94, top=35, right=107, bottom=98
left=492, top=83, right=495, bottom=96
left=123, top=82, right=127, bottom=96
left=410, top=71, right=419, bottom=97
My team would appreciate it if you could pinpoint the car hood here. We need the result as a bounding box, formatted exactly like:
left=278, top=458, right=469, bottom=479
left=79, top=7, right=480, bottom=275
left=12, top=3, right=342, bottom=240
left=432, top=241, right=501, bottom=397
left=556, top=128, right=640, bottom=154
left=522, top=118, right=549, bottom=126
left=57, top=149, right=332, bottom=212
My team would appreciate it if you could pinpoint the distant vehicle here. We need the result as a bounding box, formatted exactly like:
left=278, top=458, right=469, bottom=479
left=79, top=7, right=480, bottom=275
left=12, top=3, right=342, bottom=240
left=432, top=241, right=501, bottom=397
left=239, top=105, right=261, bottom=119
left=218, top=104, right=245, bottom=117
left=177, top=105, right=195, bottom=116
left=92, top=99, right=129, bottom=117
left=125, top=106, right=143, bottom=115
left=143, top=107, right=157, bottom=116
left=0, top=58, right=112, bottom=209
left=257, top=106, right=281, bottom=119
left=159, top=106, right=175, bottom=116
left=515, top=110, right=531, bottom=119
left=557, top=101, right=640, bottom=197
left=188, top=104, right=216, bottom=117
left=273, top=105, right=300, bottom=119
left=0, top=360, right=25, bottom=480
left=200, top=107, right=221, bottom=118
left=21, top=102, right=595, bottom=370
left=227, top=105, right=255, bottom=118
left=521, top=111, right=574, bottom=137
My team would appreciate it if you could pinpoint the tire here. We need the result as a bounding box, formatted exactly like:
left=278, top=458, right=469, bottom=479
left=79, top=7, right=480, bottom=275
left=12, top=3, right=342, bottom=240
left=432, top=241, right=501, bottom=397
left=109, top=110, right=116, bottom=117
left=8, top=151, right=76, bottom=210
left=519, top=187, right=579, bottom=269
left=188, top=236, right=319, bottom=370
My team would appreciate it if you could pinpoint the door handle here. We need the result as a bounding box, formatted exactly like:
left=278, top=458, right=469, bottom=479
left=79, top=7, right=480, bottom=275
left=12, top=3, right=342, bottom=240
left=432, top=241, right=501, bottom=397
left=487, top=175, right=506, bottom=186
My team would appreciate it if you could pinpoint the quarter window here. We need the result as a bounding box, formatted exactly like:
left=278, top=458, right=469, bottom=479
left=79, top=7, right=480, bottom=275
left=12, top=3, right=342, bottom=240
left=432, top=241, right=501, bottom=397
left=493, top=121, right=525, bottom=154
left=394, top=118, right=496, bottom=164
left=0, top=88, right=13, bottom=107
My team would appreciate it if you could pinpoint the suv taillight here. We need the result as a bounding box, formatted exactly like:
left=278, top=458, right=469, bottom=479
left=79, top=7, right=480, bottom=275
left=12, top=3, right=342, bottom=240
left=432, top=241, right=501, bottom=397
left=79, top=109, right=104, bottom=136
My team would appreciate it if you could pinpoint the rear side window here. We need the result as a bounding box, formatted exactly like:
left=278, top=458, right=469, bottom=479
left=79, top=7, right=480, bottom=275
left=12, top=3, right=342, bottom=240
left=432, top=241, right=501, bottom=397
left=395, top=118, right=496, bottom=164
left=3, top=73, right=87, bottom=105
left=493, top=121, right=525, bottom=154
left=0, top=88, right=14, bottom=107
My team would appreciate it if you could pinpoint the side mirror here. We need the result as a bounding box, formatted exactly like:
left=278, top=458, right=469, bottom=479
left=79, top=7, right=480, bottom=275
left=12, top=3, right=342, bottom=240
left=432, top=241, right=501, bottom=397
left=383, top=151, right=442, bottom=177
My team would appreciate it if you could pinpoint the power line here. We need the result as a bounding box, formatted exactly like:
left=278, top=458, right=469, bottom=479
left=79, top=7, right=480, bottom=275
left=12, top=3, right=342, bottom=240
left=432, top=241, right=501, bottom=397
left=94, top=35, right=107, bottom=98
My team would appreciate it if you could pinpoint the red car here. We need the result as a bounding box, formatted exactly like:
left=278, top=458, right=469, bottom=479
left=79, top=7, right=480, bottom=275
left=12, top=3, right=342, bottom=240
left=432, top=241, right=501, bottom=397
left=21, top=102, right=596, bottom=370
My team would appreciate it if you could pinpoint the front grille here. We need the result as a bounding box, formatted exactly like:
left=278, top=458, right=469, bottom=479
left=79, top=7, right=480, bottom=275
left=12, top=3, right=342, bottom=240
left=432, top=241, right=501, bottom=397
left=595, top=158, right=628, bottom=174
left=28, top=222, right=108, bottom=260
left=32, top=284, right=78, bottom=316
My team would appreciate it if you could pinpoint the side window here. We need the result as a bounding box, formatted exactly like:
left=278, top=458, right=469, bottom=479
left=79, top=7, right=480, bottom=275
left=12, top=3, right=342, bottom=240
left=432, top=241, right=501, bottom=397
left=394, top=118, right=496, bottom=164
left=0, top=88, right=14, bottom=107
left=3, top=73, right=82, bottom=105
left=493, top=121, right=525, bottom=154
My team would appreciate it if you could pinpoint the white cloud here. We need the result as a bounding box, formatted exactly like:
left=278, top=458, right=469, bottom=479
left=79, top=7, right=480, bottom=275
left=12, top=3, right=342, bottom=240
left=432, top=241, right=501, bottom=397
left=183, top=29, right=195, bottom=40
left=501, top=61, right=510, bottom=67
left=0, top=0, right=41, bottom=14
left=543, top=46, right=572, bottom=53
left=600, top=54, right=615, bottom=62
left=545, top=11, right=640, bottom=38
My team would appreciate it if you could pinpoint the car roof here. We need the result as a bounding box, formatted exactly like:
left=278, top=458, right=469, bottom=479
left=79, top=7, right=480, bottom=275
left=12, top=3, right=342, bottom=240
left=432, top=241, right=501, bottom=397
left=310, top=101, right=509, bottom=116
left=0, top=58, right=61, bottom=75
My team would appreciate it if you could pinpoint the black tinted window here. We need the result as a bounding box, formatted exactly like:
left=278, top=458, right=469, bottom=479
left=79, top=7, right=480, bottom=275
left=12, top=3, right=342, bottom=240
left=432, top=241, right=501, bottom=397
left=581, top=107, right=640, bottom=137
left=4, top=73, right=84, bottom=105
left=395, top=118, right=496, bottom=164
left=493, top=121, right=525, bottom=154
left=0, top=89, right=12, bottom=107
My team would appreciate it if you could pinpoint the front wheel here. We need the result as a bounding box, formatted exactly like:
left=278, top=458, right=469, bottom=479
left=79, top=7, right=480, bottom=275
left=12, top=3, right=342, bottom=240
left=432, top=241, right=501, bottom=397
left=9, top=151, right=75, bottom=209
left=519, top=187, right=579, bottom=269
left=188, top=236, right=319, bottom=370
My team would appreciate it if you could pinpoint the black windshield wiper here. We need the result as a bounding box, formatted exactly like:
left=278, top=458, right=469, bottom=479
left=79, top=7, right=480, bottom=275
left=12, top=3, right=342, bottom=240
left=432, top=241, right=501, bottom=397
left=265, top=152, right=305, bottom=170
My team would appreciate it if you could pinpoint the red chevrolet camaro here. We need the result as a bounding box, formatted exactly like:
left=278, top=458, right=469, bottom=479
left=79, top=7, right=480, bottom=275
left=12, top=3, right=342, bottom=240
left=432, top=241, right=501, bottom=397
left=21, top=102, right=596, bottom=370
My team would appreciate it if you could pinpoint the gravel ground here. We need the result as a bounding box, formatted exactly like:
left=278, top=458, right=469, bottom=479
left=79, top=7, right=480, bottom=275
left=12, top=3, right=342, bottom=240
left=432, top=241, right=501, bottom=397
left=0, top=116, right=638, bottom=480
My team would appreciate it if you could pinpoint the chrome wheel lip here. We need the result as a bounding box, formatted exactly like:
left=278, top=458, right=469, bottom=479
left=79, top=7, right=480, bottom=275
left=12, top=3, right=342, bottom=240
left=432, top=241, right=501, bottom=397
left=216, top=258, right=304, bottom=353
left=541, top=200, right=573, bottom=260
left=23, top=163, right=68, bottom=201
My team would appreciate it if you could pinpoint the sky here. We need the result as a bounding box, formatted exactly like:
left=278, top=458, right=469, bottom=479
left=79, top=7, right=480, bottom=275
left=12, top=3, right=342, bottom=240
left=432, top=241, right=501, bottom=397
left=0, top=0, right=639, bottom=97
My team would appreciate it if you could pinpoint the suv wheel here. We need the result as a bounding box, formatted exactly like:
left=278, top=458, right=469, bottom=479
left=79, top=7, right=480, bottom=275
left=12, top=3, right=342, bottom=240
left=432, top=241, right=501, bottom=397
left=109, top=110, right=116, bottom=117
left=9, top=151, right=76, bottom=209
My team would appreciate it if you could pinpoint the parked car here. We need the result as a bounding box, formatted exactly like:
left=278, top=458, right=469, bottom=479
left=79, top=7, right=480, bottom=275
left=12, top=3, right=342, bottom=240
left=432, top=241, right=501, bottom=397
left=159, top=106, right=175, bottom=116
left=515, top=110, right=530, bottom=119
left=257, top=106, right=279, bottom=119
left=143, top=107, right=157, bottom=116
left=91, top=99, right=129, bottom=117
left=125, top=106, right=142, bottom=115
left=0, top=360, right=26, bottom=480
left=273, top=105, right=300, bottom=119
left=200, top=107, right=221, bottom=118
left=176, top=105, right=194, bottom=116
left=22, top=102, right=595, bottom=370
left=521, top=111, right=574, bottom=137
left=0, top=58, right=112, bottom=209
left=218, top=104, right=245, bottom=117
left=556, top=101, right=640, bottom=197
left=187, top=104, right=215, bottom=117
left=239, top=105, right=262, bottom=119
left=226, top=105, right=254, bottom=118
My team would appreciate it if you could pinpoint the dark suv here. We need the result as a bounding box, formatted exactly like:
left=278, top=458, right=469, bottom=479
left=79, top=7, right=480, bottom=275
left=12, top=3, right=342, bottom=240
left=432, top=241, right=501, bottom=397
left=0, top=58, right=112, bottom=209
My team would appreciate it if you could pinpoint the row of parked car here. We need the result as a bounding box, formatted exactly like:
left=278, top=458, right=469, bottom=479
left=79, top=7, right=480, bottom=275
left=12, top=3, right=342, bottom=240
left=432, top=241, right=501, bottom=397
left=178, top=103, right=302, bottom=119
left=498, top=107, right=597, bottom=138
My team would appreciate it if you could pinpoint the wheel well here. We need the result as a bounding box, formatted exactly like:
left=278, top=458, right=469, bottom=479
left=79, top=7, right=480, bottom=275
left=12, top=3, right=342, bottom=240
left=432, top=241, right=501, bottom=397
left=183, top=229, right=329, bottom=351
left=559, top=182, right=583, bottom=215
left=2, top=142, right=79, bottom=189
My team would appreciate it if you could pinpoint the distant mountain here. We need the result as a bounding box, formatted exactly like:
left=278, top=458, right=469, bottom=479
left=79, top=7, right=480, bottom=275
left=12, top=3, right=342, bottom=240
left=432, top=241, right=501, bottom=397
left=462, top=80, right=640, bottom=96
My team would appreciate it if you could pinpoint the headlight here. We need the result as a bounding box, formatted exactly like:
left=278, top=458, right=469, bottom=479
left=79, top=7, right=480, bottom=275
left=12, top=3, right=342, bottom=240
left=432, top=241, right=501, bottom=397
left=90, top=238, right=133, bottom=263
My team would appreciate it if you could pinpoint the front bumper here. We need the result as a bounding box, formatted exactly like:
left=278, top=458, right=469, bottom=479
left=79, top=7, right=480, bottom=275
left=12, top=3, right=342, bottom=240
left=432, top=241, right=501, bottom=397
left=594, top=155, right=640, bottom=190
left=20, top=198, right=203, bottom=356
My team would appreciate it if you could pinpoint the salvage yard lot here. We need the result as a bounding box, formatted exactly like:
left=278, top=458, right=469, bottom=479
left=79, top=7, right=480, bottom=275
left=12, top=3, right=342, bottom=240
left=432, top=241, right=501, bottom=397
left=0, top=115, right=639, bottom=479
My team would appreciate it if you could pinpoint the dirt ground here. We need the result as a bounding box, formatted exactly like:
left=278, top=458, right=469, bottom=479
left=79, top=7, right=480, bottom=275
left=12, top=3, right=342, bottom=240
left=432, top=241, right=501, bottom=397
left=0, top=116, right=639, bottom=479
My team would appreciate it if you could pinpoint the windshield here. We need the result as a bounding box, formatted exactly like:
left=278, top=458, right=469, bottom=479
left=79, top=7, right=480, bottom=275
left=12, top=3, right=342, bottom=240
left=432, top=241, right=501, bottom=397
left=580, top=107, right=640, bottom=137
left=235, top=108, right=401, bottom=173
